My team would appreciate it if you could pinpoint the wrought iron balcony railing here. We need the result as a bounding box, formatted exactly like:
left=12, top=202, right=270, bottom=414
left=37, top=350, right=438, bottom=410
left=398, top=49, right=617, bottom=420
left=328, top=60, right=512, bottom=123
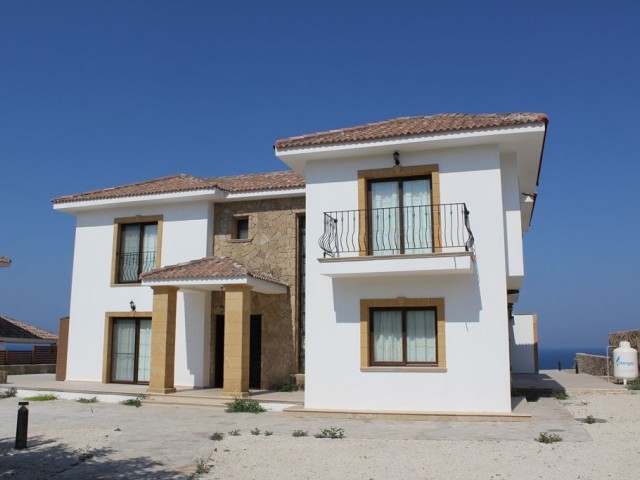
left=319, top=203, right=474, bottom=258
left=117, top=251, right=157, bottom=283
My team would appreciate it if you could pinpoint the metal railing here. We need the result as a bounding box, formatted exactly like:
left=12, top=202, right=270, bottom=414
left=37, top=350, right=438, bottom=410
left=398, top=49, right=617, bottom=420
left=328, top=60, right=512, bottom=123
left=117, top=251, right=157, bottom=283
left=319, top=203, right=474, bottom=258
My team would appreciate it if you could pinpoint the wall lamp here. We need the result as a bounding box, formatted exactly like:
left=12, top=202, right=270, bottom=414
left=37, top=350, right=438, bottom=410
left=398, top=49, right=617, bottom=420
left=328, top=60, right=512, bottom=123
left=521, top=192, right=537, bottom=203
left=129, top=300, right=136, bottom=312
left=393, top=151, right=400, bottom=166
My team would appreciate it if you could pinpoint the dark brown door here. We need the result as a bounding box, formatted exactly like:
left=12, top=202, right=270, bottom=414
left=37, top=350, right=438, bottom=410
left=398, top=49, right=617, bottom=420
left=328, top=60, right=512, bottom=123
left=249, top=315, right=262, bottom=389
left=214, top=315, right=225, bottom=388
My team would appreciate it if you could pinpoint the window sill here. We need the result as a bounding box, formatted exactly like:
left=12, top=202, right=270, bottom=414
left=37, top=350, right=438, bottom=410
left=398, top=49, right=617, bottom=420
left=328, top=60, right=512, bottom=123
left=360, top=366, right=447, bottom=373
left=227, top=238, right=253, bottom=243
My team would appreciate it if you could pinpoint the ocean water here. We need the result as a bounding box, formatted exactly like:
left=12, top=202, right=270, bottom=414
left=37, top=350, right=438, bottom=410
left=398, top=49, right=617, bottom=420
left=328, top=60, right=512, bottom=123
left=538, top=347, right=605, bottom=370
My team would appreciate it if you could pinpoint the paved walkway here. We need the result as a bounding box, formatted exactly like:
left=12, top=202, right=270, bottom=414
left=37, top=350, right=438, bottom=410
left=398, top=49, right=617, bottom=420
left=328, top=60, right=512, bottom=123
left=0, top=391, right=592, bottom=479
left=513, top=370, right=626, bottom=394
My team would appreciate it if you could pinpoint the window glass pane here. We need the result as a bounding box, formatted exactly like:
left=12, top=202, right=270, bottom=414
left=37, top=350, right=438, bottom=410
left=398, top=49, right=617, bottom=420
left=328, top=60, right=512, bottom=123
left=406, top=310, right=436, bottom=362
left=119, top=225, right=141, bottom=282
left=236, top=219, right=249, bottom=239
left=373, top=311, right=402, bottom=362
left=371, top=182, right=400, bottom=255
left=141, top=224, right=158, bottom=273
left=403, top=179, right=432, bottom=254
left=137, top=319, right=152, bottom=382
left=112, top=319, right=136, bottom=382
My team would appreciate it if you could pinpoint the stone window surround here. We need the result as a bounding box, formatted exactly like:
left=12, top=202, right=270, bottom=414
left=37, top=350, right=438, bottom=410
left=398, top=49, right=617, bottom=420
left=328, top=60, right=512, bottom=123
left=360, top=297, right=446, bottom=371
left=110, top=215, right=163, bottom=286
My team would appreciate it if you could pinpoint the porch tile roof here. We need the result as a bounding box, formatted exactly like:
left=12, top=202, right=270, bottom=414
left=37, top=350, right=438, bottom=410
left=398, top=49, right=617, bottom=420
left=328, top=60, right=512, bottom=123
left=0, top=314, right=57, bottom=341
left=52, top=170, right=304, bottom=205
left=274, top=112, right=548, bottom=149
left=140, top=256, right=288, bottom=287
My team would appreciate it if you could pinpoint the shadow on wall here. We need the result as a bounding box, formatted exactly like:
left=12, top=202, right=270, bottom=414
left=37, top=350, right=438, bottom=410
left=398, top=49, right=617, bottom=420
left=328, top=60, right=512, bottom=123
left=330, top=273, right=482, bottom=325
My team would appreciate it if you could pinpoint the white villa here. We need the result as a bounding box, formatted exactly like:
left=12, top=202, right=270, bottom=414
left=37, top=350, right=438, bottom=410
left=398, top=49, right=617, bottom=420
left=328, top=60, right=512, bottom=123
left=54, top=113, right=547, bottom=415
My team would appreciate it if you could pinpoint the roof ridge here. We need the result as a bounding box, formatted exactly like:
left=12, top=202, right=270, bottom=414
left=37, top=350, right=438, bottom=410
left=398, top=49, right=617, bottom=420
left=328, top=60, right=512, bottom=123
left=52, top=173, right=204, bottom=203
left=274, top=112, right=548, bottom=150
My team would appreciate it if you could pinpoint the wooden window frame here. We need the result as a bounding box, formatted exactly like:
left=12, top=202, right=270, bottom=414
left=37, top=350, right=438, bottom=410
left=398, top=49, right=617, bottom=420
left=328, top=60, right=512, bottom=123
left=111, top=215, right=163, bottom=285
left=360, top=298, right=446, bottom=370
left=369, top=306, right=438, bottom=366
left=357, top=165, right=441, bottom=255
left=231, top=215, right=250, bottom=241
left=102, top=311, right=152, bottom=384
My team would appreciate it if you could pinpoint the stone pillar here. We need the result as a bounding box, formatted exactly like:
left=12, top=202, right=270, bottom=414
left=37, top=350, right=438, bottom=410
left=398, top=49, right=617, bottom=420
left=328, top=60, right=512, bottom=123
left=222, top=285, right=252, bottom=397
left=148, top=286, right=178, bottom=394
left=56, top=317, right=70, bottom=381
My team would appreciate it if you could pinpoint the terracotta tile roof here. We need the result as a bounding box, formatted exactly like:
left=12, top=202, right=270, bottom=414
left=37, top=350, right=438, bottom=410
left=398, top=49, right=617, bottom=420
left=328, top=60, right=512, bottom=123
left=274, top=113, right=548, bottom=150
left=52, top=171, right=304, bottom=205
left=140, top=256, right=288, bottom=287
left=0, top=256, right=11, bottom=266
left=0, top=314, right=58, bottom=341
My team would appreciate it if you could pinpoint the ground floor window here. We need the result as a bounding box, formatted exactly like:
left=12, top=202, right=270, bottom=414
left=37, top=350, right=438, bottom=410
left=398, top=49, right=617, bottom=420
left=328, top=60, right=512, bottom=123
left=371, top=308, right=437, bottom=365
left=361, top=298, right=446, bottom=369
left=111, top=318, right=151, bottom=384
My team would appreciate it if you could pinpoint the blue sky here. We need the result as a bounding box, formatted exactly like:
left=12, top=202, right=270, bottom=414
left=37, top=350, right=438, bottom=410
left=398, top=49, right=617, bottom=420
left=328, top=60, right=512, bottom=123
left=1, top=1, right=638, bottom=348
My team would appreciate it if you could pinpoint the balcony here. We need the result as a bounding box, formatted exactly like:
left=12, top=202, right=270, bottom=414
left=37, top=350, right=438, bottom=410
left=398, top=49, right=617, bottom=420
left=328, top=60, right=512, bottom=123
left=117, top=251, right=157, bottom=283
left=318, top=203, right=475, bottom=278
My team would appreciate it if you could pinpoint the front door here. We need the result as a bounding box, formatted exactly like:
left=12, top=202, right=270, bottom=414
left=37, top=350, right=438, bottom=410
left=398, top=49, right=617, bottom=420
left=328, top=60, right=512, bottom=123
left=213, top=314, right=262, bottom=389
left=111, top=318, right=151, bottom=384
left=249, top=315, right=262, bottom=389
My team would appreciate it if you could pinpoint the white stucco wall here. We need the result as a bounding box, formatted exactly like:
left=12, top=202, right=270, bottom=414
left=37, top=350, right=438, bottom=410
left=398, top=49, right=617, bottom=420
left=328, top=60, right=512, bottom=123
left=501, top=153, right=524, bottom=290
left=65, top=201, right=213, bottom=386
left=509, top=313, right=537, bottom=374
left=303, top=145, right=514, bottom=413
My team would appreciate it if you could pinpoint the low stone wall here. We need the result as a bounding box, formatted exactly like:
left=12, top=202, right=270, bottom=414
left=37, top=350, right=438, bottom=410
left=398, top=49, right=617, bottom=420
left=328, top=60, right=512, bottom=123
left=0, top=364, right=56, bottom=375
left=576, top=353, right=608, bottom=376
left=609, top=330, right=640, bottom=352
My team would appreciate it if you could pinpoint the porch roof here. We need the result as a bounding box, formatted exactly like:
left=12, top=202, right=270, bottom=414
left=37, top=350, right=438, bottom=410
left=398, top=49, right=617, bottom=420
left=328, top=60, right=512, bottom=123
left=0, top=256, right=11, bottom=266
left=140, top=256, right=288, bottom=294
left=0, top=314, right=58, bottom=344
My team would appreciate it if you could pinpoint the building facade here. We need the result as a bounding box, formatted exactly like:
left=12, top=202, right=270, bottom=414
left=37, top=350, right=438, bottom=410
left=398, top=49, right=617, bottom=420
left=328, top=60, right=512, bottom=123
left=55, top=113, right=546, bottom=414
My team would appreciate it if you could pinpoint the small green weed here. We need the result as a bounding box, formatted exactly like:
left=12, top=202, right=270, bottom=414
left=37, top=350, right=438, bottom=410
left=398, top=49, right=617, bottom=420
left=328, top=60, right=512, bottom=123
left=187, top=457, right=211, bottom=479
left=120, top=396, right=145, bottom=407
left=314, top=427, right=345, bottom=439
left=535, top=432, right=563, bottom=443
left=553, top=391, right=569, bottom=400
left=228, top=429, right=241, bottom=436
left=250, top=428, right=261, bottom=436
left=0, top=387, right=17, bottom=399
left=626, top=378, right=640, bottom=391
left=264, top=430, right=273, bottom=436
left=224, top=397, right=266, bottom=413
left=24, top=394, right=57, bottom=401
left=583, top=415, right=596, bottom=424
left=292, top=429, right=308, bottom=437
left=209, top=431, right=224, bottom=441
left=76, top=397, right=98, bottom=404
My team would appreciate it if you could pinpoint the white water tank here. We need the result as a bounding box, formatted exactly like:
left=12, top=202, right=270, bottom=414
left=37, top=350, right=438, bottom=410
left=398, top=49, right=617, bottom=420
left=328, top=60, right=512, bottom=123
left=613, top=341, right=639, bottom=381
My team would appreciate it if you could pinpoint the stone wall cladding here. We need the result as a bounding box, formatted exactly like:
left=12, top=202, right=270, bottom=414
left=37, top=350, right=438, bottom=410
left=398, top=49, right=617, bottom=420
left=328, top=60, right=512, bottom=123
left=211, top=196, right=305, bottom=389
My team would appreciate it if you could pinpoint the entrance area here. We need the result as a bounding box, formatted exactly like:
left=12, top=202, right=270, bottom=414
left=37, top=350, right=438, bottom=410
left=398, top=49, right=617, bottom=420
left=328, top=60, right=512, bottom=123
left=111, top=318, right=151, bottom=384
left=214, top=314, right=262, bottom=389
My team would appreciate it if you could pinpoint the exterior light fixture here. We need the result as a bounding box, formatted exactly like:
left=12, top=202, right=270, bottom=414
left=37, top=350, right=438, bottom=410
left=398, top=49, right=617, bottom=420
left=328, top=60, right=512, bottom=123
left=129, top=300, right=136, bottom=312
left=393, top=151, right=400, bottom=166
left=521, top=192, right=537, bottom=203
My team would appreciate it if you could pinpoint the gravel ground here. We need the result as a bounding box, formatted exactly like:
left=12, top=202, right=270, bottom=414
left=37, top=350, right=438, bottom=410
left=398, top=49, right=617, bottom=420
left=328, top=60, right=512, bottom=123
left=0, top=391, right=638, bottom=479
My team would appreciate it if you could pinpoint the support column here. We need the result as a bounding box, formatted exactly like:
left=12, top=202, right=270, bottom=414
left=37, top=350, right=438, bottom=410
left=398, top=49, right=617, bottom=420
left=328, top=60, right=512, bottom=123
left=222, top=285, right=252, bottom=397
left=148, top=286, right=178, bottom=394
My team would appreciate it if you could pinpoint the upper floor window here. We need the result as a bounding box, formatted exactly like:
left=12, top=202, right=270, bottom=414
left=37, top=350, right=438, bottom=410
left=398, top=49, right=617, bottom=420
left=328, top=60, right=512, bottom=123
left=233, top=216, right=249, bottom=240
left=368, top=177, right=432, bottom=255
left=115, top=219, right=160, bottom=284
